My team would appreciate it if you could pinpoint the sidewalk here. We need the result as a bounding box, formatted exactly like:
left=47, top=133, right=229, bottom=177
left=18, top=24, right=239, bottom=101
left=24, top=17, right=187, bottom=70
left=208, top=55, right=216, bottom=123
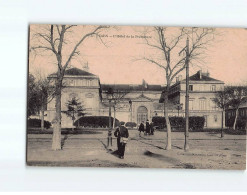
left=27, top=130, right=246, bottom=169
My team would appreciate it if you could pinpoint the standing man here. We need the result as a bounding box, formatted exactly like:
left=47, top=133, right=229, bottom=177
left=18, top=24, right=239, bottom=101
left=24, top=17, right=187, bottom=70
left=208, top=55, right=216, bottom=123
left=150, top=122, right=154, bottom=135
left=114, top=122, right=129, bottom=159
left=138, top=121, right=145, bottom=136
left=146, top=120, right=150, bottom=135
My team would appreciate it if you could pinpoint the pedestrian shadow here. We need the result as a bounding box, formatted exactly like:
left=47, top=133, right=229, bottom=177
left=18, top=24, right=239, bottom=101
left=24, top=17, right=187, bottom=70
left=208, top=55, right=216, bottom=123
left=144, top=150, right=180, bottom=165
left=98, top=139, right=108, bottom=150
left=110, top=150, right=120, bottom=158
left=138, top=140, right=165, bottom=150
left=143, top=150, right=196, bottom=169
left=97, top=139, right=120, bottom=159
left=139, top=139, right=184, bottom=150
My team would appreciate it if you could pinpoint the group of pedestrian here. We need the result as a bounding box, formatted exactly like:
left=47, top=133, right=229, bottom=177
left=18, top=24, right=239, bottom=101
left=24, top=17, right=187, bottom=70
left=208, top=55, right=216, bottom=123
left=138, top=120, right=154, bottom=136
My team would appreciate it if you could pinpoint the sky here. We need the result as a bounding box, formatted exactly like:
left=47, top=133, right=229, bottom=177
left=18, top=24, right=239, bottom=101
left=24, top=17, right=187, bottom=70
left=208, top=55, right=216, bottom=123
left=29, top=25, right=247, bottom=86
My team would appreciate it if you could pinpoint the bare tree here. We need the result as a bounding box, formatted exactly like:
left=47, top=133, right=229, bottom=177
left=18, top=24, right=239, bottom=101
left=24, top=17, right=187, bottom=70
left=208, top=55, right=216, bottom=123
left=213, top=86, right=233, bottom=137
left=36, top=75, right=56, bottom=131
left=228, top=86, right=247, bottom=130
left=112, top=90, right=129, bottom=128
left=28, top=73, right=40, bottom=118
left=28, top=71, right=55, bottom=131
left=143, top=27, right=215, bottom=150
left=30, top=25, right=109, bottom=150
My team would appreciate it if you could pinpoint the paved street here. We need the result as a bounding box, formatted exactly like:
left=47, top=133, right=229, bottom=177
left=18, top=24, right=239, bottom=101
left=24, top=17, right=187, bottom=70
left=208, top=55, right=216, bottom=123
left=27, top=129, right=246, bottom=169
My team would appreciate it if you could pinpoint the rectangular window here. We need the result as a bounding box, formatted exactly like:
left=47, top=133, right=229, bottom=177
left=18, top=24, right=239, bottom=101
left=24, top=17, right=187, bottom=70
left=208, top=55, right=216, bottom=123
left=86, top=80, right=91, bottom=86
left=189, top=85, right=193, bottom=91
left=214, top=115, right=217, bottom=122
left=199, top=99, right=206, bottom=110
left=211, top=101, right=217, bottom=110
left=189, top=100, right=194, bottom=110
left=204, top=115, right=207, bottom=127
left=211, top=85, right=216, bottom=91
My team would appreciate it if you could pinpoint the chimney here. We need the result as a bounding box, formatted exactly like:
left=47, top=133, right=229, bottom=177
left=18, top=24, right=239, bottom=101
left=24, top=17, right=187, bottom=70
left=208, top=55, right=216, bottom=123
left=176, top=75, right=182, bottom=82
left=142, top=79, right=148, bottom=89
left=198, top=70, right=202, bottom=79
left=202, top=70, right=210, bottom=77
left=82, top=62, right=90, bottom=72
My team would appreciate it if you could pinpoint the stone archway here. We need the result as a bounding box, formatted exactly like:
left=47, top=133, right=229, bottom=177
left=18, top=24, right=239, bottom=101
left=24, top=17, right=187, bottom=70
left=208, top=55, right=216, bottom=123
left=137, top=106, right=148, bottom=124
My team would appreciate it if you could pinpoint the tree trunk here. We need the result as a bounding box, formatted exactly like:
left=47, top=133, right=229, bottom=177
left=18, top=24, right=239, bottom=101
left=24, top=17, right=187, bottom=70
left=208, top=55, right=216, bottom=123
left=233, top=107, right=239, bottom=130
left=41, top=104, right=45, bottom=131
left=113, top=106, right=116, bottom=129
left=52, top=79, right=62, bottom=150
left=164, top=92, right=172, bottom=150
left=221, top=110, right=224, bottom=138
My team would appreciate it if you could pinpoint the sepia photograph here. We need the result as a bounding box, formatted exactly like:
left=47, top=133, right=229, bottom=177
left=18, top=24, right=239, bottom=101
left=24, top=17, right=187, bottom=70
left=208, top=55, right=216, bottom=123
left=26, top=24, right=247, bottom=169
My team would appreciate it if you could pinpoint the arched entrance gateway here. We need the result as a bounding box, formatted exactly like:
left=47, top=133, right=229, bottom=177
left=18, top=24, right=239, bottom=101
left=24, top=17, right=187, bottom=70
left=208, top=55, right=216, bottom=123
left=137, top=106, right=148, bottom=124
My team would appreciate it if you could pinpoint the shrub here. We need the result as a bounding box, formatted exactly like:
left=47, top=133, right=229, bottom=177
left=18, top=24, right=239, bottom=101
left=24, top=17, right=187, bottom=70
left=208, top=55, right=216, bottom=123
left=125, top=122, right=137, bottom=128
left=74, top=116, right=120, bottom=128
left=170, top=117, right=185, bottom=128
left=152, top=116, right=166, bottom=129
left=28, top=118, right=51, bottom=129
left=226, top=116, right=246, bottom=130
left=189, top=116, right=205, bottom=130
left=152, top=116, right=205, bottom=131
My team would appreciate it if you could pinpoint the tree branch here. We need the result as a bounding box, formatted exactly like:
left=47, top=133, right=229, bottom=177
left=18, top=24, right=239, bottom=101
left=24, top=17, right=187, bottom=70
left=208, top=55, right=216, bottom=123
left=63, top=25, right=109, bottom=70
left=143, top=57, right=165, bottom=69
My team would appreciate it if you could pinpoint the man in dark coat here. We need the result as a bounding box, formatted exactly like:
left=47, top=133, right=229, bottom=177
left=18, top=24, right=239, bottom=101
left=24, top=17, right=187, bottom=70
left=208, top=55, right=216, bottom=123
left=145, top=120, right=150, bottom=135
left=150, top=122, right=154, bottom=135
left=138, top=121, right=145, bottom=136
left=114, top=123, right=129, bottom=159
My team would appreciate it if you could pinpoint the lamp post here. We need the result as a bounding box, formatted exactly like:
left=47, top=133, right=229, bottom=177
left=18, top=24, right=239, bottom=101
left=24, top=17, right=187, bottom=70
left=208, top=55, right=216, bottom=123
left=129, top=100, right=132, bottom=122
left=107, top=88, right=113, bottom=150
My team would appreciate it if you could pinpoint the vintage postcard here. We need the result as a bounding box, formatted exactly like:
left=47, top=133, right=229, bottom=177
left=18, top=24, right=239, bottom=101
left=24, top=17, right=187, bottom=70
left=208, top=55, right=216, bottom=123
left=27, top=24, right=246, bottom=169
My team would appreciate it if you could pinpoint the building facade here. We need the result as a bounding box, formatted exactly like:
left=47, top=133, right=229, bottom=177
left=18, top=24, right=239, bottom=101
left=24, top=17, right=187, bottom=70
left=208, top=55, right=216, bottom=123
left=100, top=83, right=165, bottom=124
left=160, top=70, right=225, bottom=128
left=47, top=68, right=164, bottom=127
left=47, top=68, right=224, bottom=129
left=47, top=68, right=102, bottom=127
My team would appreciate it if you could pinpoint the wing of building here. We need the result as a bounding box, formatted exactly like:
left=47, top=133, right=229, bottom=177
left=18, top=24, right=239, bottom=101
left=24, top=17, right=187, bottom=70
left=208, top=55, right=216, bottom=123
left=160, top=70, right=225, bottom=128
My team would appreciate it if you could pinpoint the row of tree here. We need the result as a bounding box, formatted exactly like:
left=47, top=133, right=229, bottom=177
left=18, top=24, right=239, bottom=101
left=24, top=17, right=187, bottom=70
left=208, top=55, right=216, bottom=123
left=214, top=85, right=247, bottom=134
left=28, top=73, right=52, bottom=131
left=28, top=73, right=88, bottom=131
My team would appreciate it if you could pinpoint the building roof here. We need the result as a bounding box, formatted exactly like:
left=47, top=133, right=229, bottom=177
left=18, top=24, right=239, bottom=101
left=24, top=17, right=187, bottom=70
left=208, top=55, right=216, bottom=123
left=159, top=71, right=225, bottom=103
left=101, top=84, right=165, bottom=92
left=49, top=67, right=97, bottom=77
left=182, top=71, right=223, bottom=83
